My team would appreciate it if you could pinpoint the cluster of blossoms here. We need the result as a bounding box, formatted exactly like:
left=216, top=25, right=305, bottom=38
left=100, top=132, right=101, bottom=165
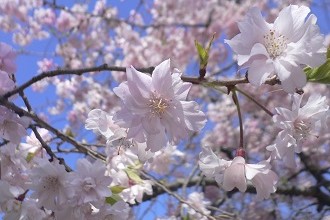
left=0, top=1, right=329, bottom=219
left=198, top=4, right=329, bottom=201
left=0, top=43, right=29, bottom=144
left=0, top=130, right=130, bottom=219
left=85, top=60, right=204, bottom=204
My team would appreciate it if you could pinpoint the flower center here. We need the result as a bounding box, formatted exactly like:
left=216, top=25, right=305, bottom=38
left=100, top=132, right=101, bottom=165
left=42, top=176, right=59, bottom=192
left=263, top=29, right=288, bottom=59
left=149, top=96, right=169, bottom=116
left=83, top=177, right=96, bottom=191
left=293, top=119, right=311, bottom=139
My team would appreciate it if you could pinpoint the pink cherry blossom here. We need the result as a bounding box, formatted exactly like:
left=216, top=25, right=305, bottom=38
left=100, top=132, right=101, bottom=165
left=0, top=42, right=16, bottom=74
left=199, top=146, right=278, bottom=200
left=19, top=128, right=51, bottom=158
left=146, top=144, right=184, bottom=175
left=225, top=5, right=326, bottom=93
left=71, top=158, right=113, bottom=204
left=5, top=199, right=48, bottom=220
left=113, top=59, right=206, bottom=152
left=29, top=158, right=75, bottom=210
left=0, top=106, right=29, bottom=145
left=182, top=192, right=211, bottom=220
left=0, top=180, right=24, bottom=211
left=95, top=200, right=130, bottom=220
left=267, top=93, right=329, bottom=167
left=0, top=70, right=15, bottom=95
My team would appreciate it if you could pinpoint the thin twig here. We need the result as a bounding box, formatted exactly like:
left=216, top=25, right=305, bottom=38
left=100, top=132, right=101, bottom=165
left=235, top=87, right=274, bottom=117
left=17, top=90, right=73, bottom=171
left=0, top=96, right=106, bottom=161
left=140, top=171, right=220, bottom=220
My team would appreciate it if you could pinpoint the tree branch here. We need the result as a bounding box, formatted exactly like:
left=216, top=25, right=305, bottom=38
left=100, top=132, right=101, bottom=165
left=0, top=96, right=106, bottom=161
left=4, top=64, right=279, bottom=99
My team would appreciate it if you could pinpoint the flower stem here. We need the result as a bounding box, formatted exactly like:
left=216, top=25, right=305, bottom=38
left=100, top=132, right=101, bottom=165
left=232, top=88, right=244, bottom=149
left=235, top=87, right=274, bottom=117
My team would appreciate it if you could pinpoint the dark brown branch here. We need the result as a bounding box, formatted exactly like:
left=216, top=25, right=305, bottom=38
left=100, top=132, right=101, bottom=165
left=140, top=177, right=330, bottom=208
left=17, top=89, right=72, bottom=171
left=31, top=126, right=72, bottom=172
left=4, top=64, right=279, bottom=99
left=3, top=64, right=154, bottom=99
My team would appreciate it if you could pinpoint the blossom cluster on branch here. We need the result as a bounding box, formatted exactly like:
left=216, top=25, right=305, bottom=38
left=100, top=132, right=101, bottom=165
left=0, top=0, right=329, bottom=219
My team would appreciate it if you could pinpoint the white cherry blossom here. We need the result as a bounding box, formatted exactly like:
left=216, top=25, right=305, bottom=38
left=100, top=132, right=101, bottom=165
left=70, top=158, right=113, bottom=205
left=29, top=158, right=75, bottom=210
left=85, top=109, right=120, bottom=140
left=182, top=192, right=211, bottom=220
left=267, top=93, right=329, bottom=167
left=199, top=146, right=278, bottom=200
left=113, top=59, right=206, bottom=152
left=226, top=5, right=326, bottom=93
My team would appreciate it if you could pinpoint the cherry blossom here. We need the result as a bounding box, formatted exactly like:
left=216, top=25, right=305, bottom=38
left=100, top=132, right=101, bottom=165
left=19, top=128, right=51, bottom=158
left=0, top=1, right=328, bottom=219
left=0, top=42, right=16, bottom=74
left=71, top=158, right=113, bottom=205
left=267, top=93, right=329, bottom=167
left=28, top=158, right=75, bottom=210
left=0, top=180, right=24, bottom=213
left=146, top=144, right=184, bottom=175
left=226, top=5, right=326, bottom=93
left=0, top=106, right=29, bottom=145
left=94, top=200, right=130, bottom=220
left=85, top=109, right=119, bottom=140
left=199, top=146, right=278, bottom=200
left=0, top=70, right=15, bottom=95
left=182, top=192, right=211, bottom=220
left=113, top=59, right=206, bottom=152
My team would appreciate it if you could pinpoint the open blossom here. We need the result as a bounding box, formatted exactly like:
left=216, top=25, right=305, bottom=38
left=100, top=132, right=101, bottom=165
left=0, top=180, right=24, bottom=212
left=92, top=200, right=130, bottom=220
left=182, top=192, right=211, bottom=220
left=0, top=106, right=29, bottom=145
left=71, top=158, right=113, bottom=205
left=29, top=158, right=74, bottom=210
left=0, top=42, right=16, bottom=73
left=0, top=70, right=15, bottom=95
left=19, top=128, right=51, bottom=158
left=85, top=109, right=120, bottom=140
left=225, top=5, right=326, bottom=93
left=109, top=168, right=153, bottom=204
left=267, top=94, right=329, bottom=168
left=113, top=59, right=206, bottom=152
left=199, top=146, right=278, bottom=200
left=146, top=144, right=184, bottom=175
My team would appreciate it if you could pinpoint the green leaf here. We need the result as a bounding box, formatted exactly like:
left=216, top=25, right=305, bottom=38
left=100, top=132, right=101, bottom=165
left=105, top=196, right=117, bottom=205
left=194, top=33, right=216, bottom=69
left=26, top=152, right=36, bottom=163
left=105, top=193, right=123, bottom=205
left=181, top=214, right=190, bottom=220
left=206, top=33, right=216, bottom=54
left=195, top=40, right=208, bottom=68
left=110, top=185, right=126, bottom=194
left=125, top=168, right=143, bottom=184
left=305, top=58, right=330, bottom=84
left=64, top=128, right=75, bottom=138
